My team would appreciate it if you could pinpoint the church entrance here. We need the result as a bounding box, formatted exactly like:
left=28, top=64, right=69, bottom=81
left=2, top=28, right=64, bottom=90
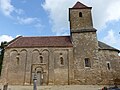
left=32, top=67, right=43, bottom=86
left=31, top=65, right=47, bottom=86
left=35, top=67, right=43, bottom=86
left=36, top=70, right=43, bottom=85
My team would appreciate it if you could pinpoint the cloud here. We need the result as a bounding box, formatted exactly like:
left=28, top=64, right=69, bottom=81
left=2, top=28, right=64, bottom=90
left=42, top=0, right=76, bottom=35
left=119, top=53, right=120, bottom=56
left=0, top=35, right=14, bottom=42
left=42, top=0, right=120, bottom=35
left=34, top=23, right=44, bottom=29
left=103, top=30, right=116, bottom=45
left=106, top=1, right=120, bottom=21
left=91, top=0, right=120, bottom=29
left=0, top=0, right=24, bottom=16
left=102, top=29, right=120, bottom=50
left=0, top=0, right=42, bottom=29
left=16, top=35, right=21, bottom=37
left=15, top=9, right=24, bottom=15
left=0, top=0, right=15, bottom=16
left=17, top=17, right=38, bottom=25
left=16, top=16, right=44, bottom=29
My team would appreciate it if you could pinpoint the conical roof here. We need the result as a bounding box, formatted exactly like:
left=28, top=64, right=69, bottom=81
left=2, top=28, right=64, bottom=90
left=72, top=1, right=91, bottom=9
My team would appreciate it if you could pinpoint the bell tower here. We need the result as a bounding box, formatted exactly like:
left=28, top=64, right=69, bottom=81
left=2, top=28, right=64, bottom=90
left=69, top=1, right=94, bottom=32
left=69, top=2, right=100, bottom=83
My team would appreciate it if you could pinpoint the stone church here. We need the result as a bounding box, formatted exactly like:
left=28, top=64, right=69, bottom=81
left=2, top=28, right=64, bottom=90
left=1, top=1, right=120, bottom=85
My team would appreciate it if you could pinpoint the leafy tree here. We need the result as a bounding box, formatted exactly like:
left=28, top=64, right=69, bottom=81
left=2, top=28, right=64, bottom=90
left=0, top=41, right=8, bottom=75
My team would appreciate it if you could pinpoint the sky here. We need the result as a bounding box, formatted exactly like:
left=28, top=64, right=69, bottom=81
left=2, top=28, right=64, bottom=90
left=0, top=0, right=120, bottom=50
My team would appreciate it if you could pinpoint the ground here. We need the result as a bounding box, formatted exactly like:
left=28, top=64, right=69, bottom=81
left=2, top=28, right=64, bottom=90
left=0, top=85, right=120, bottom=90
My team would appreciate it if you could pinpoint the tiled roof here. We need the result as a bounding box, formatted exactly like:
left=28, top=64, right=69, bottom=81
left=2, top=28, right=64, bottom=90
left=6, top=36, right=119, bottom=52
left=98, top=41, right=120, bottom=52
left=72, top=1, right=92, bottom=9
left=6, top=36, right=73, bottom=48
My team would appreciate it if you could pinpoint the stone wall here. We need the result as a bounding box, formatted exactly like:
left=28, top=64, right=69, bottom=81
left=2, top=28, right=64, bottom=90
left=1, top=45, right=120, bottom=85
left=69, top=9, right=93, bottom=30
left=71, top=31, right=101, bottom=85
left=1, top=47, right=74, bottom=85
left=98, top=50, right=120, bottom=84
left=1, top=2, right=120, bottom=85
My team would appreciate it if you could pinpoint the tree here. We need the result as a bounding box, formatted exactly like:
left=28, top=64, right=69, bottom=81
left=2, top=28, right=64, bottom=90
left=0, top=41, right=8, bottom=75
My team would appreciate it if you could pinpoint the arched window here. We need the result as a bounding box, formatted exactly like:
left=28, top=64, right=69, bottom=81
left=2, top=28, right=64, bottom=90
left=16, top=56, right=19, bottom=65
left=60, top=57, right=64, bottom=65
left=79, top=12, right=82, bottom=17
left=40, top=56, right=43, bottom=63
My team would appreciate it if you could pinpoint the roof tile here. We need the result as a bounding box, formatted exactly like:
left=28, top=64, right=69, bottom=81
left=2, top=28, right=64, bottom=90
left=6, top=36, right=73, bottom=48
left=98, top=41, right=120, bottom=52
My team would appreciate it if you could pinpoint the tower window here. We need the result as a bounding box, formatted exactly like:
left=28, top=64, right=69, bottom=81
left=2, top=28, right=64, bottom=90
left=79, top=12, right=82, bottom=17
left=84, top=58, right=91, bottom=67
left=40, top=56, right=43, bottom=63
left=106, top=62, right=111, bottom=70
left=60, top=57, right=64, bottom=65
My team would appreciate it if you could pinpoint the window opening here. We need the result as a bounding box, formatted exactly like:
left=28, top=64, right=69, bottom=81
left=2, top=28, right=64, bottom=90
left=40, top=56, right=43, bottom=63
left=79, top=12, right=82, bottom=17
left=60, top=57, right=64, bottom=65
left=85, top=58, right=91, bottom=67
left=16, top=56, right=19, bottom=65
left=60, top=53, right=62, bottom=55
left=107, top=62, right=111, bottom=70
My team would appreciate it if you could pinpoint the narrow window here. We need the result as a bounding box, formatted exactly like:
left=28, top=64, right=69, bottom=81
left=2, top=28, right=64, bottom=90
left=79, top=12, right=82, bottom=17
left=85, top=58, right=91, bottom=67
left=16, top=56, right=19, bottom=65
left=40, top=56, right=43, bottom=63
left=60, top=57, right=64, bottom=65
left=107, top=62, right=111, bottom=70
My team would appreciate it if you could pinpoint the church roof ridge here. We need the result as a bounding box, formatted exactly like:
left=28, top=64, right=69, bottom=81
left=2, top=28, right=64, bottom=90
left=71, top=1, right=92, bottom=9
left=22, top=35, right=70, bottom=38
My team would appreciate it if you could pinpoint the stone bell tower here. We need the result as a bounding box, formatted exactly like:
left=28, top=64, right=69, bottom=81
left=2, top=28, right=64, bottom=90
left=69, top=1, right=94, bottom=31
left=69, top=1, right=100, bottom=84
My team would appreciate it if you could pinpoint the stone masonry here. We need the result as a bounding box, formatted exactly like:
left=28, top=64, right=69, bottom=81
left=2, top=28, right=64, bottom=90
left=1, top=1, right=120, bottom=85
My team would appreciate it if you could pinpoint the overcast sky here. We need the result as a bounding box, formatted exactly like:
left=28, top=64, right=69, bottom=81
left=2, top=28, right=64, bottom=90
left=0, top=0, right=120, bottom=50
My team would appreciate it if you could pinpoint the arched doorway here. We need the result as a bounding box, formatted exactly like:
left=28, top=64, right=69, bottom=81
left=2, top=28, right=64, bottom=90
left=31, top=66, right=46, bottom=86
left=35, top=67, right=43, bottom=86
